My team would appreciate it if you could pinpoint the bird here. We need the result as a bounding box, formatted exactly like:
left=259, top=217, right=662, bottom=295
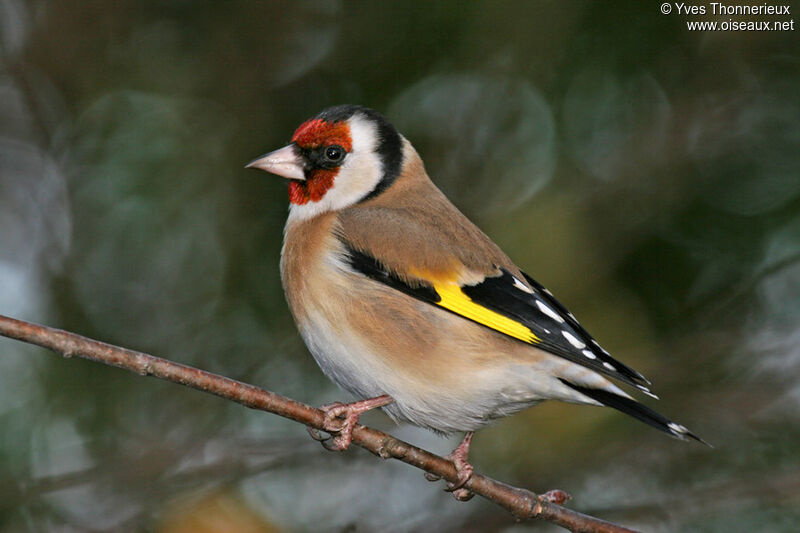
left=246, top=104, right=705, bottom=499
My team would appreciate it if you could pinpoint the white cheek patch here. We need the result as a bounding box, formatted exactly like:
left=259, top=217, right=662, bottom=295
left=289, top=115, right=385, bottom=221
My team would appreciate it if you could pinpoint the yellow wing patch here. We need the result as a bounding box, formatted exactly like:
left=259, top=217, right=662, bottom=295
left=433, top=282, right=541, bottom=344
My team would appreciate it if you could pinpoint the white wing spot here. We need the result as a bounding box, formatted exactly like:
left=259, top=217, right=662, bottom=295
left=581, top=349, right=597, bottom=359
left=512, top=276, right=534, bottom=294
left=543, top=288, right=553, bottom=296
left=603, top=362, right=616, bottom=371
left=561, top=330, right=586, bottom=349
left=537, top=300, right=565, bottom=323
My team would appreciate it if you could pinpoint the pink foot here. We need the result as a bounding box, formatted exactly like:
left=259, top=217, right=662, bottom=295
left=307, top=395, right=393, bottom=451
left=423, top=432, right=476, bottom=501
left=445, top=432, right=474, bottom=500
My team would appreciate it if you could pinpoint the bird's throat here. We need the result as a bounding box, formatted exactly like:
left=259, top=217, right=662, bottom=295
left=288, top=169, right=339, bottom=205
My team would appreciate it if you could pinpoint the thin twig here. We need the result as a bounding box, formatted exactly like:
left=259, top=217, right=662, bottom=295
left=0, top=314, right=638, bottom=533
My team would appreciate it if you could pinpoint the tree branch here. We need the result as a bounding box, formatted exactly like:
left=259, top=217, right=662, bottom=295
left=0, top=314, right=638, bottom=533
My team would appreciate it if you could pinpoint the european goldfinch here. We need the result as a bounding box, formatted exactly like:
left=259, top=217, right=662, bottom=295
left=247, top=105, right=704, bottom=497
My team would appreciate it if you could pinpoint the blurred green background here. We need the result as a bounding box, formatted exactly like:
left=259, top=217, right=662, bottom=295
left=1, top=1, right=799, bottom=531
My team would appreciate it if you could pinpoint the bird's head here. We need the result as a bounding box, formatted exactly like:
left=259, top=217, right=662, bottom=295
left=247, top=105, right=404, bottom=218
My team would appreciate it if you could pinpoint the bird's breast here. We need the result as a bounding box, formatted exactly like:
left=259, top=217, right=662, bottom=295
left=281, top=212, right=398, bottom=401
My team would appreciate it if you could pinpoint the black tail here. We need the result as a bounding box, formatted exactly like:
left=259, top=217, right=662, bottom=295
left=560, top=379, right=710, bottom=446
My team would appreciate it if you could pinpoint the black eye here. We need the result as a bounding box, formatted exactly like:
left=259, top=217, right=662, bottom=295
left=324, top=145, right=345, bottom=162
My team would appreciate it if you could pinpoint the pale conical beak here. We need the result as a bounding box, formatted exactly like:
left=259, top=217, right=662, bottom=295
left=245, top=144, right=306, bottom=181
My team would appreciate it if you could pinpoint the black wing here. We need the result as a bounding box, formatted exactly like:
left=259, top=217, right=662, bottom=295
left=462, top=268, right=653, bottom=393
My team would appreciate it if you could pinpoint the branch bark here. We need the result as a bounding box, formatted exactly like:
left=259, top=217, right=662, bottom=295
left=0, top=314, right=638, bottom=533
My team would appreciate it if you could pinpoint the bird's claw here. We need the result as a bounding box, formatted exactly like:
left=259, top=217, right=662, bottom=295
left=441, top=432, right=476, bottom=500
left=449, top=487, right=475, bottom=501
left=443, top=460, right=474, bottom=493
left=312, top=402, right=355, bottom=451
left=307, top=396, right=394, bottom=452
left=422, top=433, right=477, bottom=501
left=306, top=426, right=328, bottom=442
left=424, top=468, right=474, bottom=501
left=306, top=402, right=351, bottom=449
left=320, top=436, right=348, bottom=451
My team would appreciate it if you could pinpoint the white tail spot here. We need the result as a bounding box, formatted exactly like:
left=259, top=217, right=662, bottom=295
left=668, top=422, right=689, bottom=434
left=638, top=385, right=660, bottom=400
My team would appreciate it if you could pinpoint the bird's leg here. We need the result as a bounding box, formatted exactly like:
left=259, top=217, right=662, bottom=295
left=307, top=394, right=393, bottom=451
left=445, top=431, right=475, bottom=500
left=423, top=431, right=476, bottom=501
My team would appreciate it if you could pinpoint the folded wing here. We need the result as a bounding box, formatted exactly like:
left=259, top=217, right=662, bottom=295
left=341, top=240, right=655, bottom=396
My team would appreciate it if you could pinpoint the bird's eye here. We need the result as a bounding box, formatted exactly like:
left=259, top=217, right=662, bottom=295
left=324, top=145, right=345, bottom=162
